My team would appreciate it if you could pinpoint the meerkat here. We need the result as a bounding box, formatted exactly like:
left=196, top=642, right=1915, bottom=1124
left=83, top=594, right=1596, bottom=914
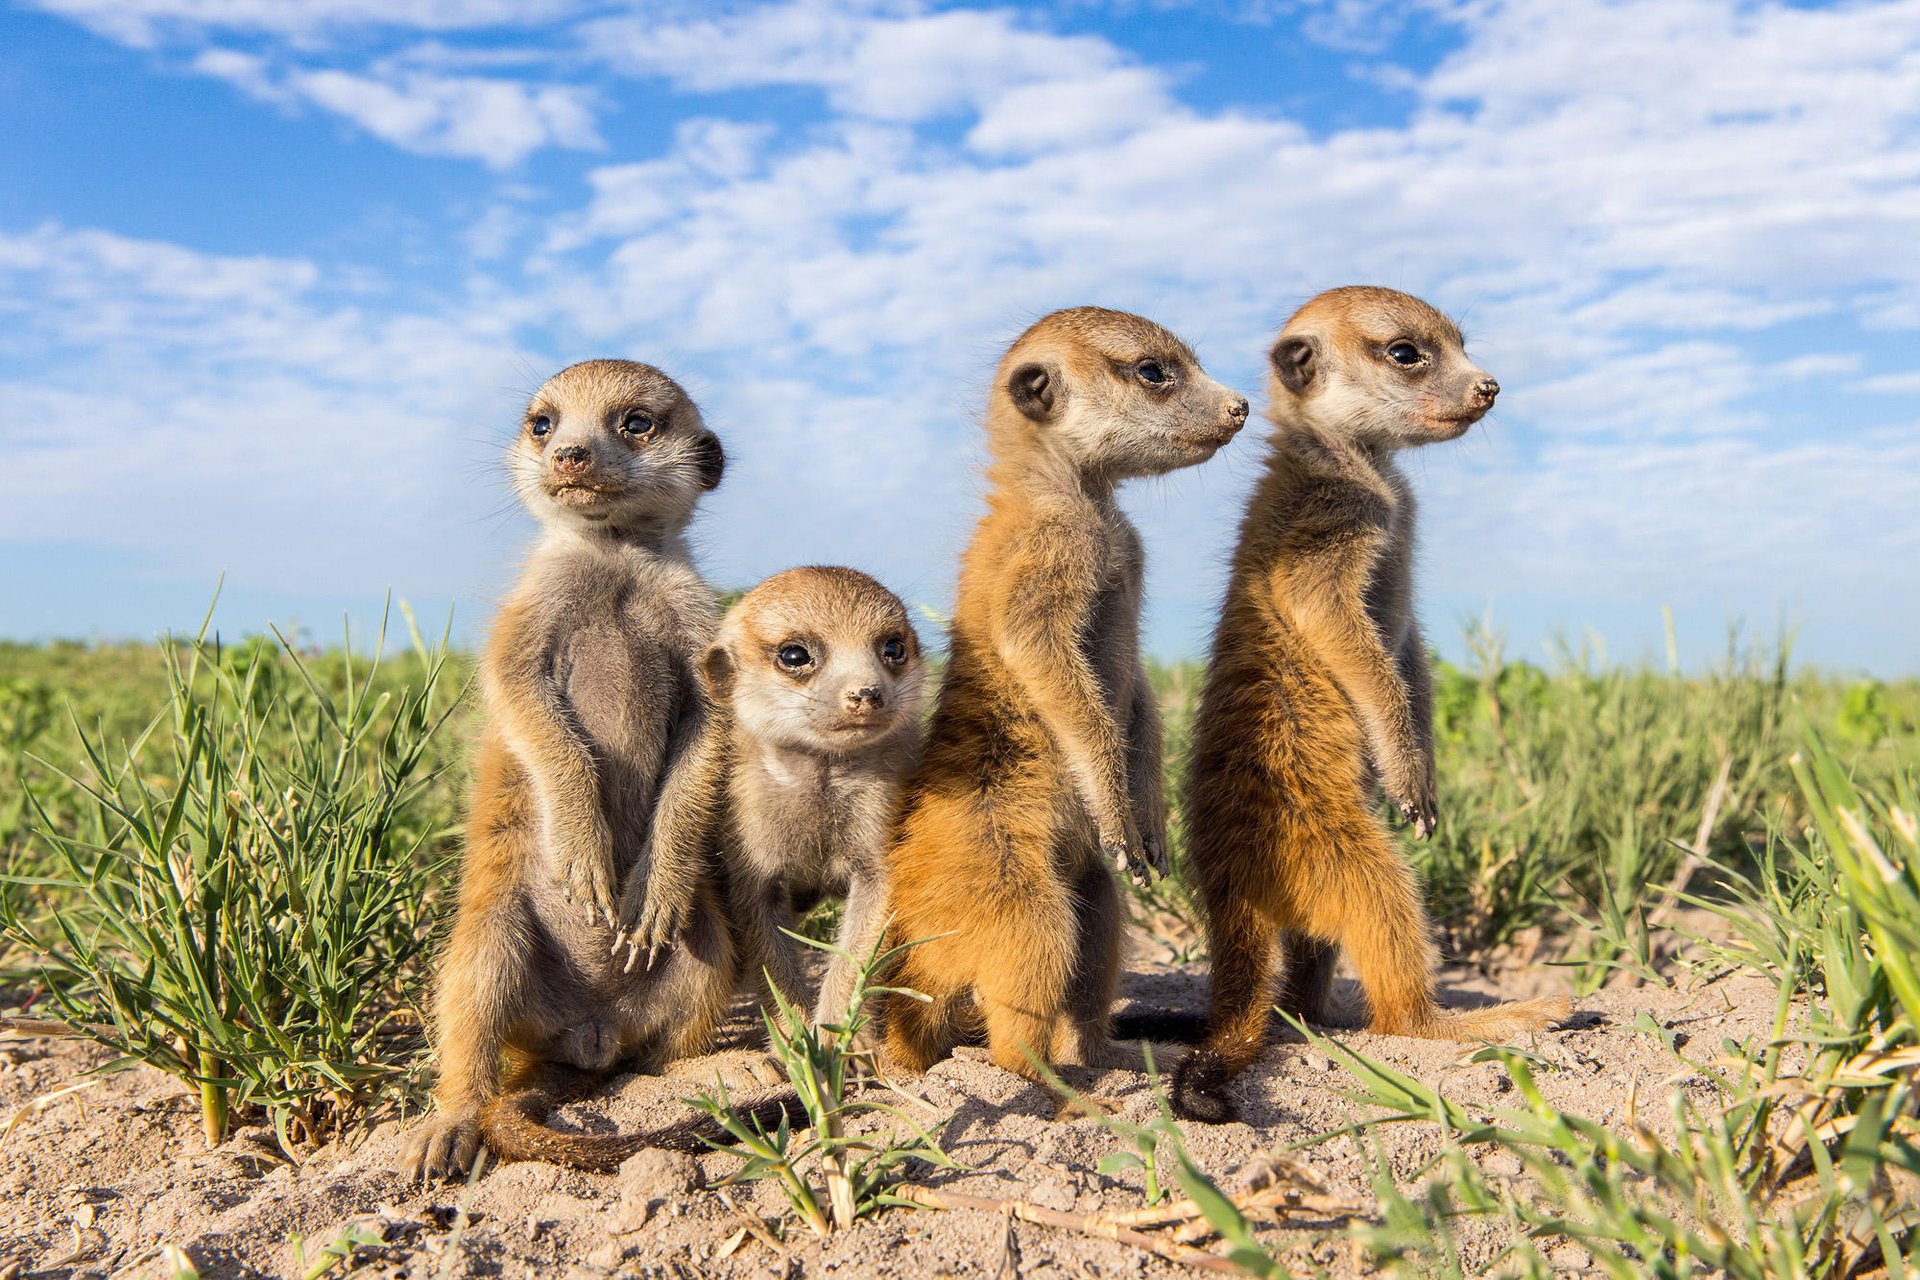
left=881, top=307, right=1249, bottom=1081
left=1169, top=287, right=1571, bottom=1123
left=703, top=567, right=925, bottom=1032
left=399, top=359, right=743, bottom=1178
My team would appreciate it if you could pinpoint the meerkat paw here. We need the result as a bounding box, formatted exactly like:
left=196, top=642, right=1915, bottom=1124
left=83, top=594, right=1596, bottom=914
left=398, top=1111, right=484, bottom=1180
left=1140, top=829, right=1171, bottom=880
left=1384, top=755, right=1439, bottom=840
left=611, top=868, right=691, bottom=972
left=1101, top=814, right=1154, bottom=889
left=556, top=816, right=618, bottom=929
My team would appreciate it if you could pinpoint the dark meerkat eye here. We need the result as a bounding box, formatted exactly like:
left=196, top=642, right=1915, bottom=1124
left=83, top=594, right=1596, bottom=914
left=528, top=415, right=553, bottom=438
left=880, top=636, right=908, bottom=665
left=619, top=411, right=657, bottom=437
left=1134, top=359, right=1170, bottom=387
left=1385, top=341, right=1423, bottom=367
left=776, top=643, right=813, bottom=671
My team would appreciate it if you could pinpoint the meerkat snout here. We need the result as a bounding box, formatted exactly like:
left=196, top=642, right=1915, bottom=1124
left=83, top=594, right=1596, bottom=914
left=1469, top=376, right=1500, bottom=409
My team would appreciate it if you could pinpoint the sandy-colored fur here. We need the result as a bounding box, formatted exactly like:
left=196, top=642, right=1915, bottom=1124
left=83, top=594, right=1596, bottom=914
left=881, top=308, right=1249, bottom=1081
left=704, top=567, right=925, bottom=1034
left=1171, top=288, right=1570, bottom=1123
left=400, top=360, right=738, bottom=1177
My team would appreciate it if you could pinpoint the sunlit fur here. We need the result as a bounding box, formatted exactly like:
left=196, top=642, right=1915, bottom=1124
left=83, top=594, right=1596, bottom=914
left=704, top=567, right=926, bottom=1033
left=1170, top=288, right=1569, bottom=1124
left=881, top=307, right=1250, bottom=1081
left=399, top=359, right=738, bottom=1177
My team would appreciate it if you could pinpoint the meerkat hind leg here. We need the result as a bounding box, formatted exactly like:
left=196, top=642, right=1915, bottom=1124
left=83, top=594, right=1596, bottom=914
left=1052, top=858, right=1127, bottom=1069
left=1274, top=932, right=1343, bottom=1027
left=1315, top=818, right=1568, bottom=1040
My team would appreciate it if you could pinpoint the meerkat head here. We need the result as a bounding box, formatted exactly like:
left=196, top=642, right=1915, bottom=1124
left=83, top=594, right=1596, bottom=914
left=1266, top=286, right=1499, bottom=449
left=993, top=307, right=1250, bottom=480
left=704, top=567, right=925, bottom=757
left=509, top=359, right=725, bottom=536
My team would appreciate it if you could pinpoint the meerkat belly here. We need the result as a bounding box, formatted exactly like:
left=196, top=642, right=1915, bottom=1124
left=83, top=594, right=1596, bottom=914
left=1199, top=588, right=1365, bottom=801
left=561, top=619, right=681, bottom=864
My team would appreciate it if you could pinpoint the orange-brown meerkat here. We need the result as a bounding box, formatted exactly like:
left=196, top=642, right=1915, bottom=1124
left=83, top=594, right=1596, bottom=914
left=703, top=567, right=925, bottom=1032
left=400, top=359, right=746, bottom=1177
left=881, top=307, right=1249, bottom=1081
left=1170, top=287, right=1571, bottom=1123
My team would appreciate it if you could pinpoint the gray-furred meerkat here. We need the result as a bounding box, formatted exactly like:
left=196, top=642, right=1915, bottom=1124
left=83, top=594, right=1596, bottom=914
left=882, top=307, right=1250, bottom=1080
left=400, top=359, right=762, bottom=1177
left=1171, top=287, right=1571, bottom=1124
left=704, top=567, right=925, bottom=1031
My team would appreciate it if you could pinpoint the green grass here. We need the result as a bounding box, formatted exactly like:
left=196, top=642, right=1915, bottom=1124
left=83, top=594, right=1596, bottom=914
left=1288, top=734, right=1920, bottom=1278
left=1, top=608, right=1917, bottom=1273
left=1, top=607, right=470, bottom=1148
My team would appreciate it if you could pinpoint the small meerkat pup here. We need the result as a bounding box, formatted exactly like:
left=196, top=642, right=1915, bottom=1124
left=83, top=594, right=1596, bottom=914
left=400, top=359, right=739, bottom=1178
left=703, top=567, right=925, bottom=1030
left=882, top=307, right=1249, bottom=1081
left=1170, top=287, right=1570, bottom=1124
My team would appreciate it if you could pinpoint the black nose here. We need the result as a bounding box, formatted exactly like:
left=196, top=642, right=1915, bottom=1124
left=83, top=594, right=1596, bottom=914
left=553, top=445, right=590, bottom=468
left=1228, top=396, right=1250, bottom=422
left=1472, top=378, right=1500, bottom=405
left=848, top=686, right=883, bottom=710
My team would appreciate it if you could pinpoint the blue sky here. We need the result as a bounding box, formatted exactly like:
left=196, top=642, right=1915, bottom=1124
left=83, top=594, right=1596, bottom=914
left=2, top=0, right=1916, bottom=673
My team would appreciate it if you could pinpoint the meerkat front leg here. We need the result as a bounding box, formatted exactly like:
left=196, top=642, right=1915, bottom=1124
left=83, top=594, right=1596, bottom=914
left=996, top=543, right=1145, bottom=884
left=816, top=870, right=889, bottom=1032
left=615, top=691, right=725, bottom=970
left=733, top=876, right=808, bottom=1035
left=1276, top=561, right=1435, bottom=838
left=1124, top=668, right=1171, bottom=879
left=486, top=620, right=617, bottom=928
left=1398, top=621, right=1437, bottom=768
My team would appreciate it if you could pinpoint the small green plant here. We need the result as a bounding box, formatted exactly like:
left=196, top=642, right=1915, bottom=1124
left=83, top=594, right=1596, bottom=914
left=0, top=602, right=463, bottom=1148
left=290, top=1222, right=386, bottom=1280
left=691, top=928, right=959, bottom=1237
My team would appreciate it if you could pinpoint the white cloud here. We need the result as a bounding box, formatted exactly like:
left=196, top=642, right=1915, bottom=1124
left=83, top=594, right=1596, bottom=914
left=10, top=0, right=1920, bottom=667
left=1857, top=370, right=1920, bottom=395
left=0, top=225, right=536, bottom=602
left=191, top=48, right=601, bottom=166
left=28, top=0, right=581, bottom=44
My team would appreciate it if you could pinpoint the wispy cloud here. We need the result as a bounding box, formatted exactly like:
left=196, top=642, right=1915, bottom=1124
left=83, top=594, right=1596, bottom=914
left=5, top=0, right=1919, bottom=668
left=192, top=47, right=602, bottom=166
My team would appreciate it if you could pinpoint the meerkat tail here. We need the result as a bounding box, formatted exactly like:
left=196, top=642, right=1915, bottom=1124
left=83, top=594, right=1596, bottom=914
left=1169, top=1047, right=1240, bottom=1125
left=1409, top=994, right=1573, bottom=1042
left=479, top=1086, right=808, bottom=1175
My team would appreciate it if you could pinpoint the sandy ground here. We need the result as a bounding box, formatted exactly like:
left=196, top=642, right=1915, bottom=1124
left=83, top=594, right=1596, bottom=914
left=0, top=944, right=1783, bottom=1280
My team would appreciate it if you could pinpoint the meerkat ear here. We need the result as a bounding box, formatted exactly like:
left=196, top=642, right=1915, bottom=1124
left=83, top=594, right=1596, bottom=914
left=692, top=430, right=725, bottom=491
left=701, top=645, right=734, bottom=701
left=1007, top=362, right=1058, bottom=422
left=1270, top=336, right=1318, bottom=393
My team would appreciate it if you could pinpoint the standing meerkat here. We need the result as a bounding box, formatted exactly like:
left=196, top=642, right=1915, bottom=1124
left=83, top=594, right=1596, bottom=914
left=882, top=307, right=1249, bottom=1081
left=1171, top=287, right=1570, bottom=1123
left=703, top=567, right=925, bottom=1031
left=400, top=359, right=741, bottom=1177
